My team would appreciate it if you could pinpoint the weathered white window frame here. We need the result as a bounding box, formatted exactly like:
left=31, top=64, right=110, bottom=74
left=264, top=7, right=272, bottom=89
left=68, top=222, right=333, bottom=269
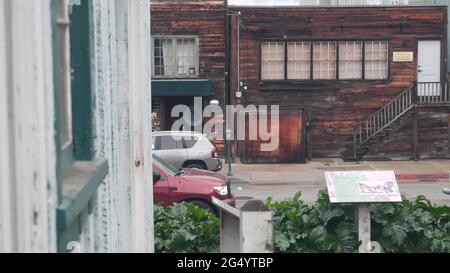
left=152, top=36, right=199, bottom=78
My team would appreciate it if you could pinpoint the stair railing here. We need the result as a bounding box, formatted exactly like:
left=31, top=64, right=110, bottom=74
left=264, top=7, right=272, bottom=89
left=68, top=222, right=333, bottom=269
left=417, top=82, right=450, bottom=105
left=352, top=85, right=416, bottom=158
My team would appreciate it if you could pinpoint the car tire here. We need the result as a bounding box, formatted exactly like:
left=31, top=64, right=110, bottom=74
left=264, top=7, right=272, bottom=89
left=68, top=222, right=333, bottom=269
left=184, top=162, right=207, bottom=170
left=189, top=200, right=216, bottom=215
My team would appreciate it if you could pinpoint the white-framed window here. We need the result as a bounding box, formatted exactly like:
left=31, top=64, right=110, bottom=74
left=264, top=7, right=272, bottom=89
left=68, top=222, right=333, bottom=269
left=313, top=42, right=336, bottom=80
left=365, top=41, right=389, bottom=80
left=287, top=42, right=311, bottom=80
left=339, top=41, right=363, bottom=80
left=152, top=36, right=199, bottom=78
left=261, top=42, right=285, bottom=80
left=260, top=40, right=389, bottom=81
left=57, top=0, right=73, bottom=149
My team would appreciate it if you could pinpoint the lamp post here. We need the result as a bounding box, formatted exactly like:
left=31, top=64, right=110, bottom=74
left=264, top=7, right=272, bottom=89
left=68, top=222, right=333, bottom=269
left=224, top=10, right=241, bottom=178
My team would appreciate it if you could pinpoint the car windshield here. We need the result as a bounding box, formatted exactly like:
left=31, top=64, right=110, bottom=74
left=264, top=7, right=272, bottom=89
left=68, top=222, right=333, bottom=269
left=153, top=155, right=179, bottom=176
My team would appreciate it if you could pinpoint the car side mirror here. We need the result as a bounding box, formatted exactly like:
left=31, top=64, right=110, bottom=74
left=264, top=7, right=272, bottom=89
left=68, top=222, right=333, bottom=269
left=153, top=173, right=161, bottom=184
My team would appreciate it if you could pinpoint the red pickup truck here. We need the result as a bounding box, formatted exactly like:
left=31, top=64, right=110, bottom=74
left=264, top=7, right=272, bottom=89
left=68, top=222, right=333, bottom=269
left=153, top=155, right=235, bottom=213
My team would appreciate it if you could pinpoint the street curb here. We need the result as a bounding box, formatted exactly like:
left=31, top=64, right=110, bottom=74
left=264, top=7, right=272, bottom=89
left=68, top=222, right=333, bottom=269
left=395, top=173, right=450, bottom=181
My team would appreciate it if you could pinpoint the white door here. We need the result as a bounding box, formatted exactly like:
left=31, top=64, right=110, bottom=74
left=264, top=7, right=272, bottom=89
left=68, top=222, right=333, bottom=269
left=418, top=40, right=441, bottom=96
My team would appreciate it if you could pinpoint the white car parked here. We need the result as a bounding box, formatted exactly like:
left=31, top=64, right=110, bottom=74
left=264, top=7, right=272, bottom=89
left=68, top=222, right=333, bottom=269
left=152, top=131, right=222, bottom=172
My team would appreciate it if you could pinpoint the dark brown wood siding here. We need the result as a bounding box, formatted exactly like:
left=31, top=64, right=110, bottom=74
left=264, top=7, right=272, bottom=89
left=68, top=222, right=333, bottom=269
left=239, top=107, right=306, bottom=163
left=151, top=1, right=227, bottom=153
left=151, top=0, right=226, bottom=103
left=229, top=6, right=448, bottom=159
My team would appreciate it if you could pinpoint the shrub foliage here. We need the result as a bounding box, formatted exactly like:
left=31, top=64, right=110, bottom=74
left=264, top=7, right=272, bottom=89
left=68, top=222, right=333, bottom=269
left=154, top=202, right=220, bottom=253
left=154, top=191, right=450, bottom=253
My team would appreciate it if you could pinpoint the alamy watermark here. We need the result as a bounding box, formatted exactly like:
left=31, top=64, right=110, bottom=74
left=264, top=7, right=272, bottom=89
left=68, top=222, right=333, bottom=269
left=169, top=97, right=280, bottom=152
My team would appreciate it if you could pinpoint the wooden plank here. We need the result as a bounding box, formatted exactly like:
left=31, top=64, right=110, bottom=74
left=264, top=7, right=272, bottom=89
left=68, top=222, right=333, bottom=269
left=129, top=0, right=154, bottom=253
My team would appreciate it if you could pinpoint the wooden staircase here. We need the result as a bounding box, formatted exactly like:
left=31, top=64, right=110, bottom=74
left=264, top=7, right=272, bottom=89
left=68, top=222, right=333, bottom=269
left=342, top=82, right=450, bottom=161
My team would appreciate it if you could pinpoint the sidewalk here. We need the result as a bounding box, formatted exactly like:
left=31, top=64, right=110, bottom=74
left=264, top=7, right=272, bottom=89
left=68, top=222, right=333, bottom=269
left=223, top=159, right=450, bottom=183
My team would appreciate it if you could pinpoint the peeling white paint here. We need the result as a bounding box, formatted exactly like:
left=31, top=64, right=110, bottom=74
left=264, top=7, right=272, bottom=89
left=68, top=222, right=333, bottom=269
left=90, top=0, right=153, bottom=253
left=0, top=0, right=57, bottom=252
left=0, top=0, right=153, bottom=253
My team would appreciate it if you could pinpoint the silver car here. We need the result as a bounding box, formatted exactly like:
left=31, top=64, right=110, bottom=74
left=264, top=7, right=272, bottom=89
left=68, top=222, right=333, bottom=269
left=152, top=131, right=222, bottom=172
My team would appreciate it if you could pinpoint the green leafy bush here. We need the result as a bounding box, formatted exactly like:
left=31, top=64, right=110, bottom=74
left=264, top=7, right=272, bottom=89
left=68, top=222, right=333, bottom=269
left=268, top=190, right=450, bottom=253
left=154, top=191, right=450, bottom=253
left=267, top=191, right=359, bottom=253
left=154, top=202, right=219, bottom=253
left=371, top=195, right=450, bottom=253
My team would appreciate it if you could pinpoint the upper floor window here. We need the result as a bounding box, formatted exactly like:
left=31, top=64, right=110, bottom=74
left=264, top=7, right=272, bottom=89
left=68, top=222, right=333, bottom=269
left=339, top=41, right=363, bottom=80
left=261, top=42, right=285, bottom=80
left=313, top=42, right=336, bottom=80
left=287, top=42, right=311, bottom=80
left=365, top=41, right=389, bottom=80
left=152, top=36, right=199, bottom=78
left=260, top=40, right=389, bottom=81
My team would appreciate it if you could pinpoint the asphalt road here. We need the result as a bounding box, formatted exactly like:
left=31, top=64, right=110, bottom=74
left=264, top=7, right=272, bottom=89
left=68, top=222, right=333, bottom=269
left=225, top=160, right=450, bottom=208
left=231, top=179, right=450, bottom=208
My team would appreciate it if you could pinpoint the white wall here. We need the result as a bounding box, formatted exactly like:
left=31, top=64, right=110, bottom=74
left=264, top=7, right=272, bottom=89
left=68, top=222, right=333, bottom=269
left=0, top=0, right=153, bottom=253
left=0, top=0, right=57, bottom=253
left=89, top=0, right=154, bottom=253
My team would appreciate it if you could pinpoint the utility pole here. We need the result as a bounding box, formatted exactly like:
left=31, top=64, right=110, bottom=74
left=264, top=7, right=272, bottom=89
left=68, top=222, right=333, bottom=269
left=225, top=8, right=241, bottom=178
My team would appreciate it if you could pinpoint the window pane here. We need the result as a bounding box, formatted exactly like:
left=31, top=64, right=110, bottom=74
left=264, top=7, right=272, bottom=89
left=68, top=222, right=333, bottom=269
left=313, top=42, right=336, bottom=80
left=176, top=38, right=196, bottom=77
left=153, top=38, right=174, bottom=77
left=339, top=41, right=362, bottom=80
left=183, top=136, right=199, bottom=149
left=159, top=136, right=183, bottom=150
left=261, top=42, right=285, bottom=80
left=287, top=42, right=311, bottom=80
left=365, top=41, right=388, bottom=80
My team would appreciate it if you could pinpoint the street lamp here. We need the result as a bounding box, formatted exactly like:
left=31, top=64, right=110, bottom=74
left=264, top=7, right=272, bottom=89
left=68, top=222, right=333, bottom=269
left=224, top=10, right=242, bottom=178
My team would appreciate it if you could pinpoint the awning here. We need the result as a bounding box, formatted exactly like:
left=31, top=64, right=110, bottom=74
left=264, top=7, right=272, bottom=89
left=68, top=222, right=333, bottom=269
left=152, top=79, right=212, bottom=97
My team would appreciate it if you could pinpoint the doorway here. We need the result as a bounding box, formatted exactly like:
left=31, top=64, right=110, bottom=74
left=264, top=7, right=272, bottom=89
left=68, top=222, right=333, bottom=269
left=418, top=40, right=441, bottom=96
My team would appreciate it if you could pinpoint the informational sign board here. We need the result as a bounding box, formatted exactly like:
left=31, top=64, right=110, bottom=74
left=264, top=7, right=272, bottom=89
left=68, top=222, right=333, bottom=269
left=393, top=51, right=414, bottom=62
left=325, top=171, right=402, bottom=203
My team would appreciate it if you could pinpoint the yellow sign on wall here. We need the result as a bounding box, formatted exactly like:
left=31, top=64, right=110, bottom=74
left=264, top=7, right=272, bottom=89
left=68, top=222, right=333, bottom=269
left=393, top=51, right=414, bottom=62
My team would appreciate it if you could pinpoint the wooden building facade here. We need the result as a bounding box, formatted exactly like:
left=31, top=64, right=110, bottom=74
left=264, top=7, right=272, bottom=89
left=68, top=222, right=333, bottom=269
left=229, top=6, right=450, bottom=162
left=150, top=1, right=226, bottom=131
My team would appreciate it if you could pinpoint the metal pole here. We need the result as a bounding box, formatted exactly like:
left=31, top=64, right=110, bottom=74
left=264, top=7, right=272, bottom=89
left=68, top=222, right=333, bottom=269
left=226, top=130, right=233, bottom=177
left=225, top=11, right=241, bottom=178
left=237, top=14, right=240, bottom=104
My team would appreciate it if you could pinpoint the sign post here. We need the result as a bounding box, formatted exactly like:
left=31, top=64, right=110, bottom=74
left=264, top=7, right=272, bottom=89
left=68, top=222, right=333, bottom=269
left=325, top=171, right=402, bottom=253
left=356, top=203, right=371, bottom=253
